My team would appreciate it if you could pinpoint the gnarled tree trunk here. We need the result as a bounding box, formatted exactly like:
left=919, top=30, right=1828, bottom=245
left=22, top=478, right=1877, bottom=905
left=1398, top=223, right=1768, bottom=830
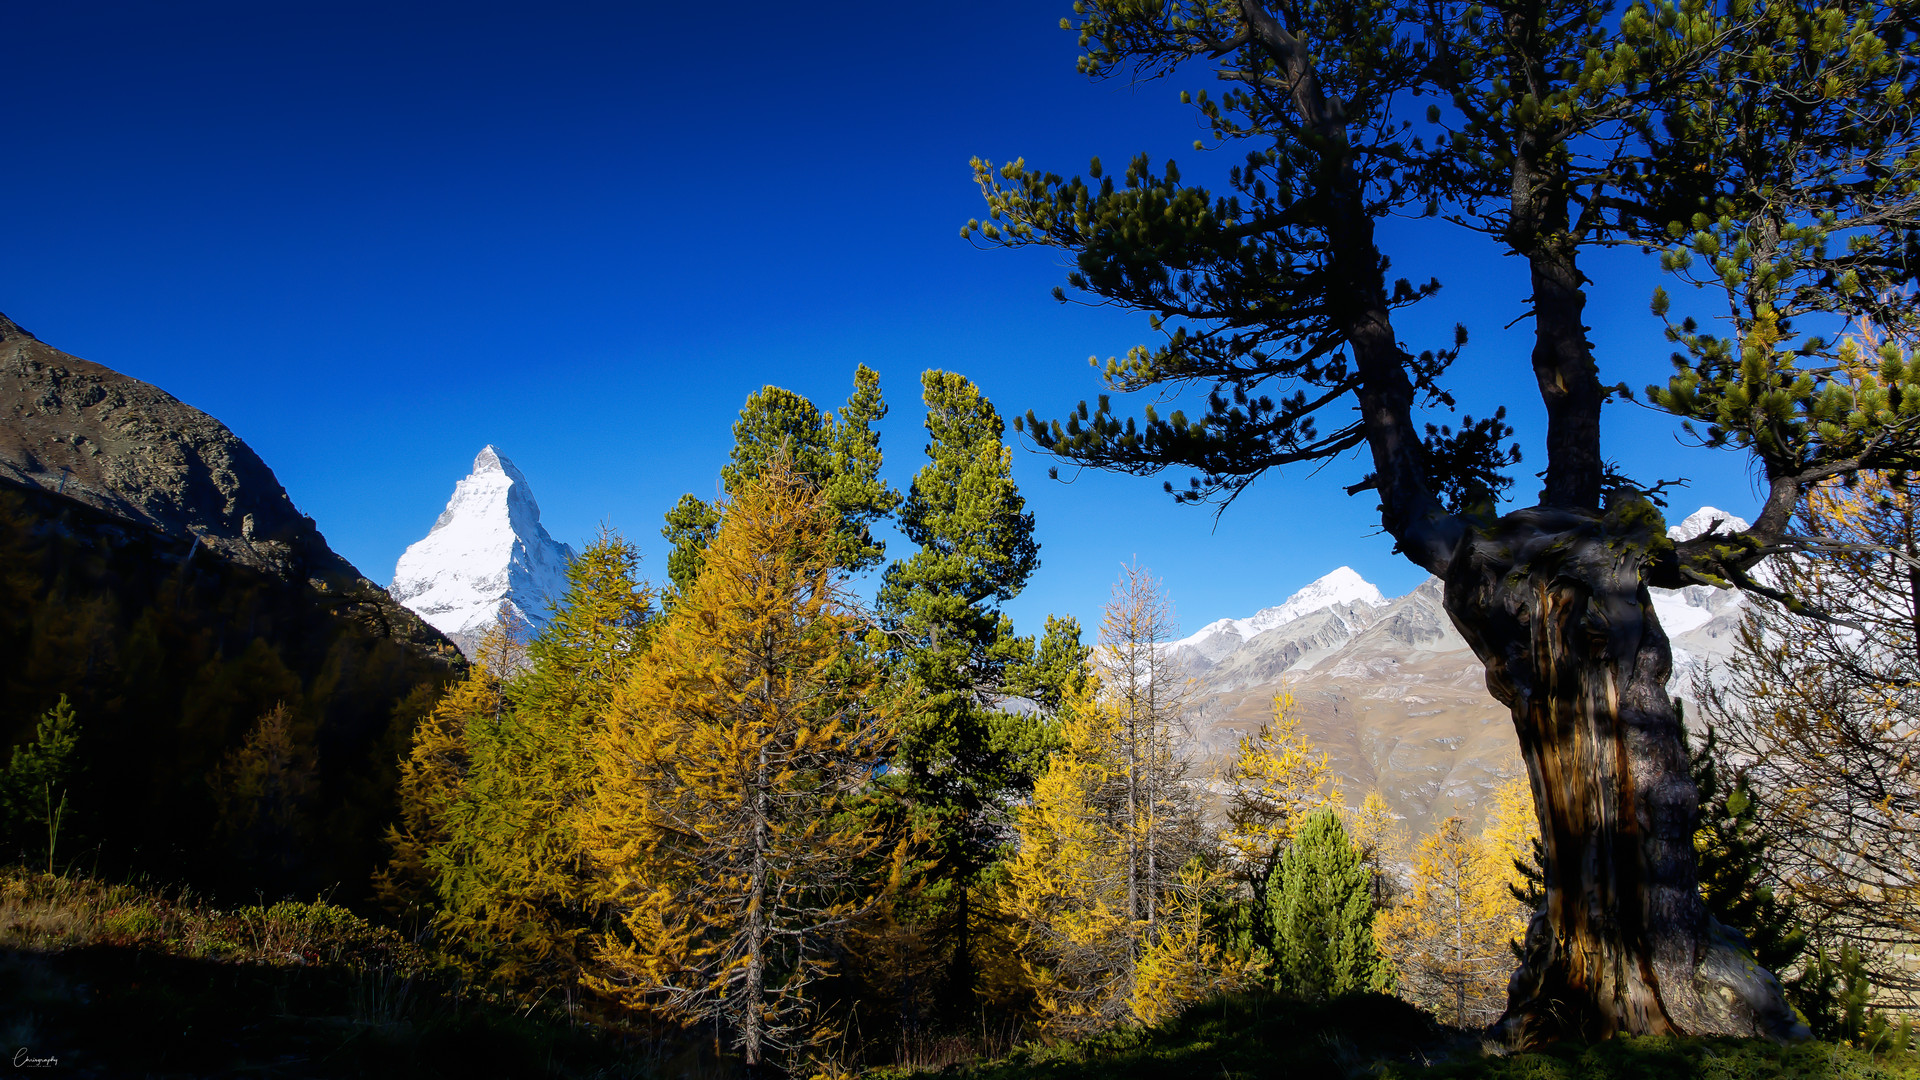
left=1440, top=506, right=1804, bottom=1045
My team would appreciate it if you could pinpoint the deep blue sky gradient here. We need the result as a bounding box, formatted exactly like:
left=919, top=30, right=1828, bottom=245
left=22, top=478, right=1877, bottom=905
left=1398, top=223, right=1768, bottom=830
left=4, top=1, right=1767, bottom=638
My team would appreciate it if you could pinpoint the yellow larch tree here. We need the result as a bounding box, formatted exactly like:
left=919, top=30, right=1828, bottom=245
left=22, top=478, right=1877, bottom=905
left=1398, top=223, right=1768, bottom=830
left=991, top=564, right=1240, bottom=1035
left=374, top=660, right=499, bottom=922
left=1219, top=690, right=1339, bottom=889
left=1096, top=561, right=1204, bottom=929
left=208, top=701, right=319, bottom=892
left=1345, top=788, right=1407, bottom=908
left=575, top=464, right=904, bottom=1070
left=1376, top=803, right=1534, bottom=1029
left=1129, top=860, right=1246, bottom=1026
left=1482, top=775, right=1543, bottom=927
left=430, top=531, right=658, bottom=1003
left=991, top=680, right=1138, bottom=1033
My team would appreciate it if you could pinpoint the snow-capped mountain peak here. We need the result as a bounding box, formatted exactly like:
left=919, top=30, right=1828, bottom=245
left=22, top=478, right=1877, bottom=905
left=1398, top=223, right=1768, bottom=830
left=1176, top=566, right=1387, bottom=648
left=1668, top=505, right=1752, bottom=541
left=390, top=445, right=576, bottom=657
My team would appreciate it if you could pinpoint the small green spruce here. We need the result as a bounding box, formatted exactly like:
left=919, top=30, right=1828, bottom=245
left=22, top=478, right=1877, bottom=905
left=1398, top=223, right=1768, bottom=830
left=1267, top=808, right=1391, bottom=1000
left=1, top=695, right=80, bottom=864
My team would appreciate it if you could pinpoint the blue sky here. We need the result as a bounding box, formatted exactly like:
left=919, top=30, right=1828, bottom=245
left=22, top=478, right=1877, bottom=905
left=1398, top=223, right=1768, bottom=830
left=4, top=1, right=1766, bottom=639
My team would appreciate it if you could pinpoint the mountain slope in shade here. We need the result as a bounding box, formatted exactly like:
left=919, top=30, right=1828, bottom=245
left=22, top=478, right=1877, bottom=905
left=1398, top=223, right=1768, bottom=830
left=0, top=310, right=453, bottom=660
left=1183, top=509, right=1755, bottom=835
left=390, top=446, right=575, bottom=657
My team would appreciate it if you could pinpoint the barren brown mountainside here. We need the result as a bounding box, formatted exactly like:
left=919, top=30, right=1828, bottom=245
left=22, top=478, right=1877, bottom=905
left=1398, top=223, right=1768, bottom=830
left=1180, top=555, right=1748, bottom=836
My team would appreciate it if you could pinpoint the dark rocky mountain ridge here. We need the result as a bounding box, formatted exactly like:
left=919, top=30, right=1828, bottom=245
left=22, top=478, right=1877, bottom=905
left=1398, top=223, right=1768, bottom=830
left=0, top=310, right=458, bottom=900
left=0, top=311, right=454, bottom=661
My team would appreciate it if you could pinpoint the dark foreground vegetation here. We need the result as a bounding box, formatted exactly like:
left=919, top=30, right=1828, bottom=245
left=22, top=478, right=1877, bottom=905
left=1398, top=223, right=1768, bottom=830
left=0, top=869, right=663, bottom=1078
left=932, top=994, right=1920, bottom=1080
left=3, top=862, right=1913, bottom=1080
left=0, top=478, right=456, bottom=902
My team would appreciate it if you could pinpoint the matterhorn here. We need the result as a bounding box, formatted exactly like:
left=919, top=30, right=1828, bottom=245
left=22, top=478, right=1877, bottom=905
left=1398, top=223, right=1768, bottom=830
left=389, top=446, right=575, bottom=658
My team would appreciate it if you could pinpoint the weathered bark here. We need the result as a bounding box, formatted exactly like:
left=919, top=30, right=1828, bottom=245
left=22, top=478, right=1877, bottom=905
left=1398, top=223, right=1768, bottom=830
left=1439, top=505, right=1804, bottom=1045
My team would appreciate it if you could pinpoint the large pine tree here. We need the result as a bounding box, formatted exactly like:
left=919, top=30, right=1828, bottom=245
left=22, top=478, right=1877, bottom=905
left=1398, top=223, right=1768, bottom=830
left=875, top=370, right=1052, bottom=1015
left=879, top=371, right=1043, bottom=862
left=966, top=0, right=1920, bottom=1042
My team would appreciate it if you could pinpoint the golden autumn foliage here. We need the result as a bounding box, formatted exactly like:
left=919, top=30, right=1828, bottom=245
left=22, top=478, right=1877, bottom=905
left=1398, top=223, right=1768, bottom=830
left=374, top=662, right=497, bottom=922
left=209, top=702, right=318, bottom=874
left=1346, top=788, right=1407, bottom=907
left=574, top=465, right=904, bottom=1068
left=990, top=565, right=1244, bottom=1035
left=1377, top=778, right=1538, bottom=1028
left=431, top=533, right=658, bottom=1000
left=1220, top=690, right=1339, bottom=887
left=1482, top=775, right=1542, bottom=913
left=1129, top=860, right=1243, bottom=1026
left=992, top=680, right=1246, bottom=1033
left=990, top=681, right=1140, bottom=1032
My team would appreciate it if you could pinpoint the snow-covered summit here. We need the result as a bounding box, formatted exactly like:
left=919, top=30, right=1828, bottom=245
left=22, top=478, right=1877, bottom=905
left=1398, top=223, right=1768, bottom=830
left=390, top=446, right=576, bottom=657
left=1176, top=566, right=1388, bottom=648
left=1668, top=505, right=1752, bottom=542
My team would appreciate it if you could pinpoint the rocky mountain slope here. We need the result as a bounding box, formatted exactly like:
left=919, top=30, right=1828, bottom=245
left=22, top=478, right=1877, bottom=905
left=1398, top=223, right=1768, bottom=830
left=1179, top=510, right=1751, bottom=834
left=389, top=446, right=575, bottom=658
left=0, top=310, right=452, bottom=659
left=0, top=309, right=460, bottom=898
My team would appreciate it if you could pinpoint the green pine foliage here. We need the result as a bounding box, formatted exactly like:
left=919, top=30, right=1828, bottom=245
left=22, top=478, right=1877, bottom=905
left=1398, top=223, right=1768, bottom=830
left=1004, top=614, right=1093, bottom=718
left=878, top=370, right=1046, bottom=873
left=661, top=365, right=901, bottom=593
left=427, top=531, right=658, bottom=998
left=0, top=694, right=80, bottom=864
left=660, top=494, right=722, bottom=598
left=1266, top=808, right=1392, bottom=1001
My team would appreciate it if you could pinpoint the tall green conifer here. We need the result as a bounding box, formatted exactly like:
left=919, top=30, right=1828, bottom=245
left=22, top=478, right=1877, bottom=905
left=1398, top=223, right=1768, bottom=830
left=879, top=371, right=1043, bottom=865
left=875, top=370, right=1050, bottom=1017
left=662, top=366, right=900, bottom=593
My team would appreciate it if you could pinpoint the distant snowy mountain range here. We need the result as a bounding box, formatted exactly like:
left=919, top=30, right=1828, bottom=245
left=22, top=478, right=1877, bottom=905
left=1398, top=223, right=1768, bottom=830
left=388, top=446, right=575, bottom=658
left=1175, top=506, right=1753, bottom=832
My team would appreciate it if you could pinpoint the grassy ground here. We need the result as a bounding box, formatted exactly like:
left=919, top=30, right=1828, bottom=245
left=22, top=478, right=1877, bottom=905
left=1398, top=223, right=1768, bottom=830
left=905, top=992, right=1920, bottom=1080
left=7, top=868, right=1917, bottom=1078
left=0, top=869, right=673, bottom=1078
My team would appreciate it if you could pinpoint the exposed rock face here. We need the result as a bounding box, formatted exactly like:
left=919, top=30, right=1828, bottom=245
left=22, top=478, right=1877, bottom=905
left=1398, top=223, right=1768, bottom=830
left=0, top=310, right=456, bottom=661
left=390, top=446, right=576, bottom=658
